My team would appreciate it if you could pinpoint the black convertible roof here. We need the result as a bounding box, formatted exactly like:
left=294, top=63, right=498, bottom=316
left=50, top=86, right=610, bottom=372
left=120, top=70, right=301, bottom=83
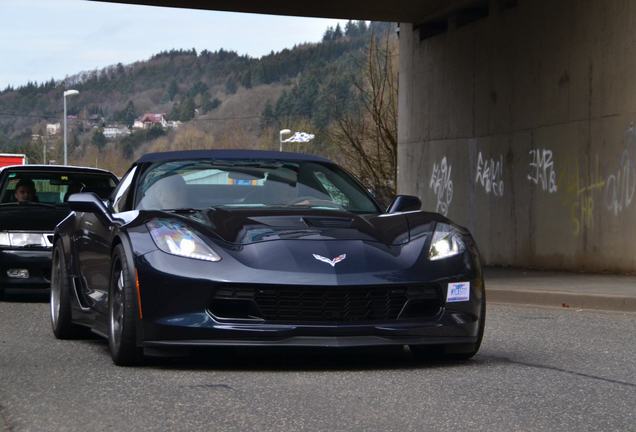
left=0, top=164, right=116, bottom=176
left=136, top=149, right=332, bottom=164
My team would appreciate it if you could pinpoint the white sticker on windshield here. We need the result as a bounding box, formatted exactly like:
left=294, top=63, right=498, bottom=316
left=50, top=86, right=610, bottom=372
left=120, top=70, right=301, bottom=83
left=447, top=282, right=470, bottom=302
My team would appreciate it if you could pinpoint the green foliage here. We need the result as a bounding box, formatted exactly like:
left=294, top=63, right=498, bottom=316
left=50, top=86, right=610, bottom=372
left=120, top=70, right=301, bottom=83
left=202, top=98, right=221, bottom=113
left=91, top=128, right=106, bottom=150
left=165, top=79, right=178, bottom=101
left=225, top=76, right=238, bottom=95
left=113, top=101, right=137, bottom=127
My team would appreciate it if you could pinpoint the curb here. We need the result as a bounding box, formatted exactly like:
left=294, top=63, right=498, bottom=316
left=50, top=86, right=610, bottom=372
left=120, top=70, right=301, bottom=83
left=486, top=288, right=636, bottom=312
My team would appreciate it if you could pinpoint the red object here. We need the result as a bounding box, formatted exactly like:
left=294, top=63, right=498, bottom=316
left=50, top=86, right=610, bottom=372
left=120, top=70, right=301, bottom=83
left=0, top=154, right=27, bottom=168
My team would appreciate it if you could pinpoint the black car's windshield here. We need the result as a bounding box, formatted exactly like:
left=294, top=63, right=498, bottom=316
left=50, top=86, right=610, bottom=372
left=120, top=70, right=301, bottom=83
left=0, top=170, right=117, bottom=205
left=136, top=159, right=380, bottom=214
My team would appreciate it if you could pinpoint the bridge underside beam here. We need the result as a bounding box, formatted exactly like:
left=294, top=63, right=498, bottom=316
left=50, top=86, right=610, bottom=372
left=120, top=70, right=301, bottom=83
left=94, top=0, right=471, bottom=22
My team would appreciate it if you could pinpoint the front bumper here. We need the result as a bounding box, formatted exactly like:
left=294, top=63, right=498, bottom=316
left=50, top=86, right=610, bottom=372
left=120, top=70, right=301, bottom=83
left=135, top=249, right=485, bottom=348
left=0, top=248, right=52, bottom=293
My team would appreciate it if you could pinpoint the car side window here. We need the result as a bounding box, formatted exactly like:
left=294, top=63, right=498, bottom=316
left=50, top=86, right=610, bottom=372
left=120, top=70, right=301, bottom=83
left=111, top=166, right=137, bottom=213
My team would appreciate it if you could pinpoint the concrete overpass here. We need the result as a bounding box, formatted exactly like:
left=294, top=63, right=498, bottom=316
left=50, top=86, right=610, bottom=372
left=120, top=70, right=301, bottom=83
left=102, top=0, right=636, bottom=273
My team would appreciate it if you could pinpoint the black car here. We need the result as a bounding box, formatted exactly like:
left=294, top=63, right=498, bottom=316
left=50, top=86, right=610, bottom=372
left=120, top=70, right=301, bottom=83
left=51, top=150, right=485, bottom=365
left=0, top=165, right=118, bottom=298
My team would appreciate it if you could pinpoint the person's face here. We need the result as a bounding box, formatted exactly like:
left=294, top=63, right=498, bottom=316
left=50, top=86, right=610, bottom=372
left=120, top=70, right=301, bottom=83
left=14, top=185, right=34, bottom=202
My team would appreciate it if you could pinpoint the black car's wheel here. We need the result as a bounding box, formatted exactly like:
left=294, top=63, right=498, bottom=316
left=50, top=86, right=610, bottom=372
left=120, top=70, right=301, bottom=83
left=410, top=294, right=486, bottom=361
left=108, top=244, right=142, bottom=366
left=50, top=241, right=83, bottom=339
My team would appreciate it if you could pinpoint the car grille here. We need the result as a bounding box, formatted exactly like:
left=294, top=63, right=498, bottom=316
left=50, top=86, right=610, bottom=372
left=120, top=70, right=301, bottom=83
left=210, top=284, right=442, bottom=323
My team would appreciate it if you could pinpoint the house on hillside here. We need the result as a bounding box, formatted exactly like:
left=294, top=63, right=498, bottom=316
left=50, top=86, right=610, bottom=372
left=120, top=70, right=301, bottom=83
left=134, top=113, right=168, bottom=130
left=103, top=125, right=131, bottom=140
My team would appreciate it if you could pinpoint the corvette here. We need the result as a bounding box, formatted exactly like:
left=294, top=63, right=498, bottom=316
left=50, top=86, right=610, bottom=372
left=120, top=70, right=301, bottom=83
left=51, top=150, right=485, bottom=365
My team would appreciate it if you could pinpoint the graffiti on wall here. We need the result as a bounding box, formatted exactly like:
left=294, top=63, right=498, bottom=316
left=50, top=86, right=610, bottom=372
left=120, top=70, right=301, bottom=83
left=528, top=149, right=558, bottom=193
left=475, top=152, right=504, bottom=196
left=429, top=156, right=453, bottom=216
left=604, top=149, right=636, bottom=216
left=564, top=156, right=605, bottom=237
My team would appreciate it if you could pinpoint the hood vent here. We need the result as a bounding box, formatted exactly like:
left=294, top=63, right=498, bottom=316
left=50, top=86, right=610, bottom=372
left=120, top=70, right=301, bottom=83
left=302, top=216, right=354, bottom=228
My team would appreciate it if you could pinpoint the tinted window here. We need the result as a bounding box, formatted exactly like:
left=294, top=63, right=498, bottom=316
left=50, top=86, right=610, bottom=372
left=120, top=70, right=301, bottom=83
left=135, top=159, right=379, bottom=214
left=111, top=166, right=137, bottom=213
left=0, top=170, right=117, bottom=205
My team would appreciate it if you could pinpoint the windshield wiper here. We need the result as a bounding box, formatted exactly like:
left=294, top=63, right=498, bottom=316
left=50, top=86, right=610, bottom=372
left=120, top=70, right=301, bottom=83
left=0, top=202, right=57, bottom=208
left=162, top=208, right=202, bottom=214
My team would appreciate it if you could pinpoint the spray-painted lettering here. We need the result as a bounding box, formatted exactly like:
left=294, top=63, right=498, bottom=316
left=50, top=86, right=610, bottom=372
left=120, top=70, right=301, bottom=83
left=528, top=149, right=558, bottom=193
left=429, top=156, right=453, bottom=216
left=475, top=152, right=504, bottom=196
left=605, top=150, right=636, bottom=216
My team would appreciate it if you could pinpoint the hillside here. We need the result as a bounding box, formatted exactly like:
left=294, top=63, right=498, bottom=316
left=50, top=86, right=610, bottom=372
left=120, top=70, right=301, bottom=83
left=0, top=21, right=395, bottom=189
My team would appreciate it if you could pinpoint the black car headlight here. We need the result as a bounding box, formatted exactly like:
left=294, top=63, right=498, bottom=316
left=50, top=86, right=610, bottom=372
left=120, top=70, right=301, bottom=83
left=0, top=231, right=52, bottom=248
left=428, top=223, right=465, bottom=261
left=147, top=219, right=221, bottom=262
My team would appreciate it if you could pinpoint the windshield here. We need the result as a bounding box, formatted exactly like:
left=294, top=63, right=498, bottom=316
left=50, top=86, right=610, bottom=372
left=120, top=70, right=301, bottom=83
left=136, top=159, right=380, bottom=214
left=0, top=170, right=117, bottom=205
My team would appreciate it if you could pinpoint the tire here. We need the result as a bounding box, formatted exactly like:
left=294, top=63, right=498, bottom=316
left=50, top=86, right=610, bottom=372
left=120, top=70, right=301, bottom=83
left=108, top=244, right=142, bottom=366
left=50, top=241, right=83, bottom=339
left=410, top=292, right=486, bottom=362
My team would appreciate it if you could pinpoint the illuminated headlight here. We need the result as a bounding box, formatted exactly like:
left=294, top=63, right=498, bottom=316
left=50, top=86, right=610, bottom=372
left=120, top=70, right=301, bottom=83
left=428, top=223, right=465, bottom=261
left=147, top=219, right=221, bottom=262
left=0, top=232, right=51, bottom=248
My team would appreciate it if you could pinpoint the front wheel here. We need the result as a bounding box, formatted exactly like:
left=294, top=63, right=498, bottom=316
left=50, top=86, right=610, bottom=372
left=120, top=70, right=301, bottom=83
left=50, top=241, right=83, bottom=339
left=108, top=244, right=142, bottom=366
left=410, top=294, right=486, bottom=361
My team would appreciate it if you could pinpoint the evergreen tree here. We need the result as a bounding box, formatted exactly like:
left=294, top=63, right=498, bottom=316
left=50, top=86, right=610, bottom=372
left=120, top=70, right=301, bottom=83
left=225, top=76, right=238, bottom=94
left=166, top=79, right=178, bottom=101
left=114, top=101, right=137, bottom=127
left=91, top=128, right=106, bottom=150
left=333, top=23, right=343, bottom=39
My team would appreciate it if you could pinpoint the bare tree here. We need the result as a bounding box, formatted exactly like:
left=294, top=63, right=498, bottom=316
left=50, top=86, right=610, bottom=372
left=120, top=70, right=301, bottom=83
left=330, top=32, right=398, bottom=206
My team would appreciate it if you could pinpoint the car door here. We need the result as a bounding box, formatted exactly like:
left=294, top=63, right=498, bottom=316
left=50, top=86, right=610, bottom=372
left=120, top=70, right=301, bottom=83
left=77, top=167, right=137, bottom=316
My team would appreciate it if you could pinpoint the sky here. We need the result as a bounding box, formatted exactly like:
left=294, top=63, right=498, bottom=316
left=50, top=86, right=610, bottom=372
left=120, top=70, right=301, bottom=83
left=0, top=0, right=349, bottom=89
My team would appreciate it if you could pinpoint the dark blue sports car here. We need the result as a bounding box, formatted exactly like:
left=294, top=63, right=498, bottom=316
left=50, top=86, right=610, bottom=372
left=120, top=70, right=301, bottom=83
left=51, top=150, right=485, bottom=365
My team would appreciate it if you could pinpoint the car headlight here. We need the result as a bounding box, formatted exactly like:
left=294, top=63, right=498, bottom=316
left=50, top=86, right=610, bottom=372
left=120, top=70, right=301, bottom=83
left=0, top=231, right=50, bottom=248
left=147, top=219, right=221, bottom=262
left=428, top=223, right=465, bottom=261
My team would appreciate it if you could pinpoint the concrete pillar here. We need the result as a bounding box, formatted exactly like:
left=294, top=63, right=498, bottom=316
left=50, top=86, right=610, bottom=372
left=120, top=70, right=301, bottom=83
left=398, top=0, right=636, bottom=272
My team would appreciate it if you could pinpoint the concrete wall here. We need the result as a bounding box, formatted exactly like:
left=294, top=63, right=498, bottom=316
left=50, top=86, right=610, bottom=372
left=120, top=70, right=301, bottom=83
left=398, top=0, right=636, bottom=272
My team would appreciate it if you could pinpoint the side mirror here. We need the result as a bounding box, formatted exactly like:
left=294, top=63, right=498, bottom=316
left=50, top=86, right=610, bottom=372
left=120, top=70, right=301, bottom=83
left=68, top=192, right=117, bottom=225
left=386, top=195, right=421, bottom=214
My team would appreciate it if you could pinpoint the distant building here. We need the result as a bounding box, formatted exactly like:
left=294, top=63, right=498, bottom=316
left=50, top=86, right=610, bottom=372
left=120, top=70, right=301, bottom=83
left=84, top=114, right=104, bottom=129
left=46, top=123, right=61, bottom=136
left=132, top=120, right=145, bottom=130
left=167, top=120, right=181, bottom=129
left=103, top=125, right=131, bottom=140
left=138, top=113, right=168, bottom=129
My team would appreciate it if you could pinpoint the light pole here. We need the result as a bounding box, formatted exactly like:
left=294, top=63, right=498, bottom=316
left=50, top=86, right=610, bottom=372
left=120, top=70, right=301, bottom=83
left=279, top=129, right=291, bottom=152
left=63, top=89, right=79, bottom=165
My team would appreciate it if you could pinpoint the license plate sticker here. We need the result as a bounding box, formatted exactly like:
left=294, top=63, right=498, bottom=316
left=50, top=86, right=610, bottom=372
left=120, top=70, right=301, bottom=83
left=447, top=282, right=470, bottom=302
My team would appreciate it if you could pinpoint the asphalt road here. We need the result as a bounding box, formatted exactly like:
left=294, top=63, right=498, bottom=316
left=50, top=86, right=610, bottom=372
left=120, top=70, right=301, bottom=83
left=1, top=296, right=634, bottom=432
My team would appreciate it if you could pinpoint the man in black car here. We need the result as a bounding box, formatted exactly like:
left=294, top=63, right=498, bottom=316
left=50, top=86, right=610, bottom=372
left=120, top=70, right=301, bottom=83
left=0, top=165, right=119, bottom=299
left=13, top=179, right=37, bottom=203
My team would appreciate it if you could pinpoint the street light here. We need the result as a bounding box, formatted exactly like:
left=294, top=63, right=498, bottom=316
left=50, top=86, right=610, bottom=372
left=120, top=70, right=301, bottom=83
left=279, top=129, right=291, bottom=152
left=63, top=89, right=79, bottom=165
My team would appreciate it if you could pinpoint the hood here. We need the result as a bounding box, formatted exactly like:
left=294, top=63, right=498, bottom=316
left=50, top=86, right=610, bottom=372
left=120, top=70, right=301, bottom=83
left=0, top=204, right=70, bottom=231
left=146, top=208, right=444, bottom=247
left=164, top=207, right=415, bottom=246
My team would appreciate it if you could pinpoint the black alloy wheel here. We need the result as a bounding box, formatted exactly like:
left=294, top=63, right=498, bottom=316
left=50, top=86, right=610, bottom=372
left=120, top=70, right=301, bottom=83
left=108, top=244, right=142, bottom=366
left=50, top=241, right=83, bottom=339
left=410, top=292, right=486, bottom=361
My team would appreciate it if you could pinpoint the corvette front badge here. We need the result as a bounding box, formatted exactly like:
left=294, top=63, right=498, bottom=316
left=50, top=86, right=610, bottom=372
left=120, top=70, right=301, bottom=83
left=312, top=253, right=347, bottom=267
